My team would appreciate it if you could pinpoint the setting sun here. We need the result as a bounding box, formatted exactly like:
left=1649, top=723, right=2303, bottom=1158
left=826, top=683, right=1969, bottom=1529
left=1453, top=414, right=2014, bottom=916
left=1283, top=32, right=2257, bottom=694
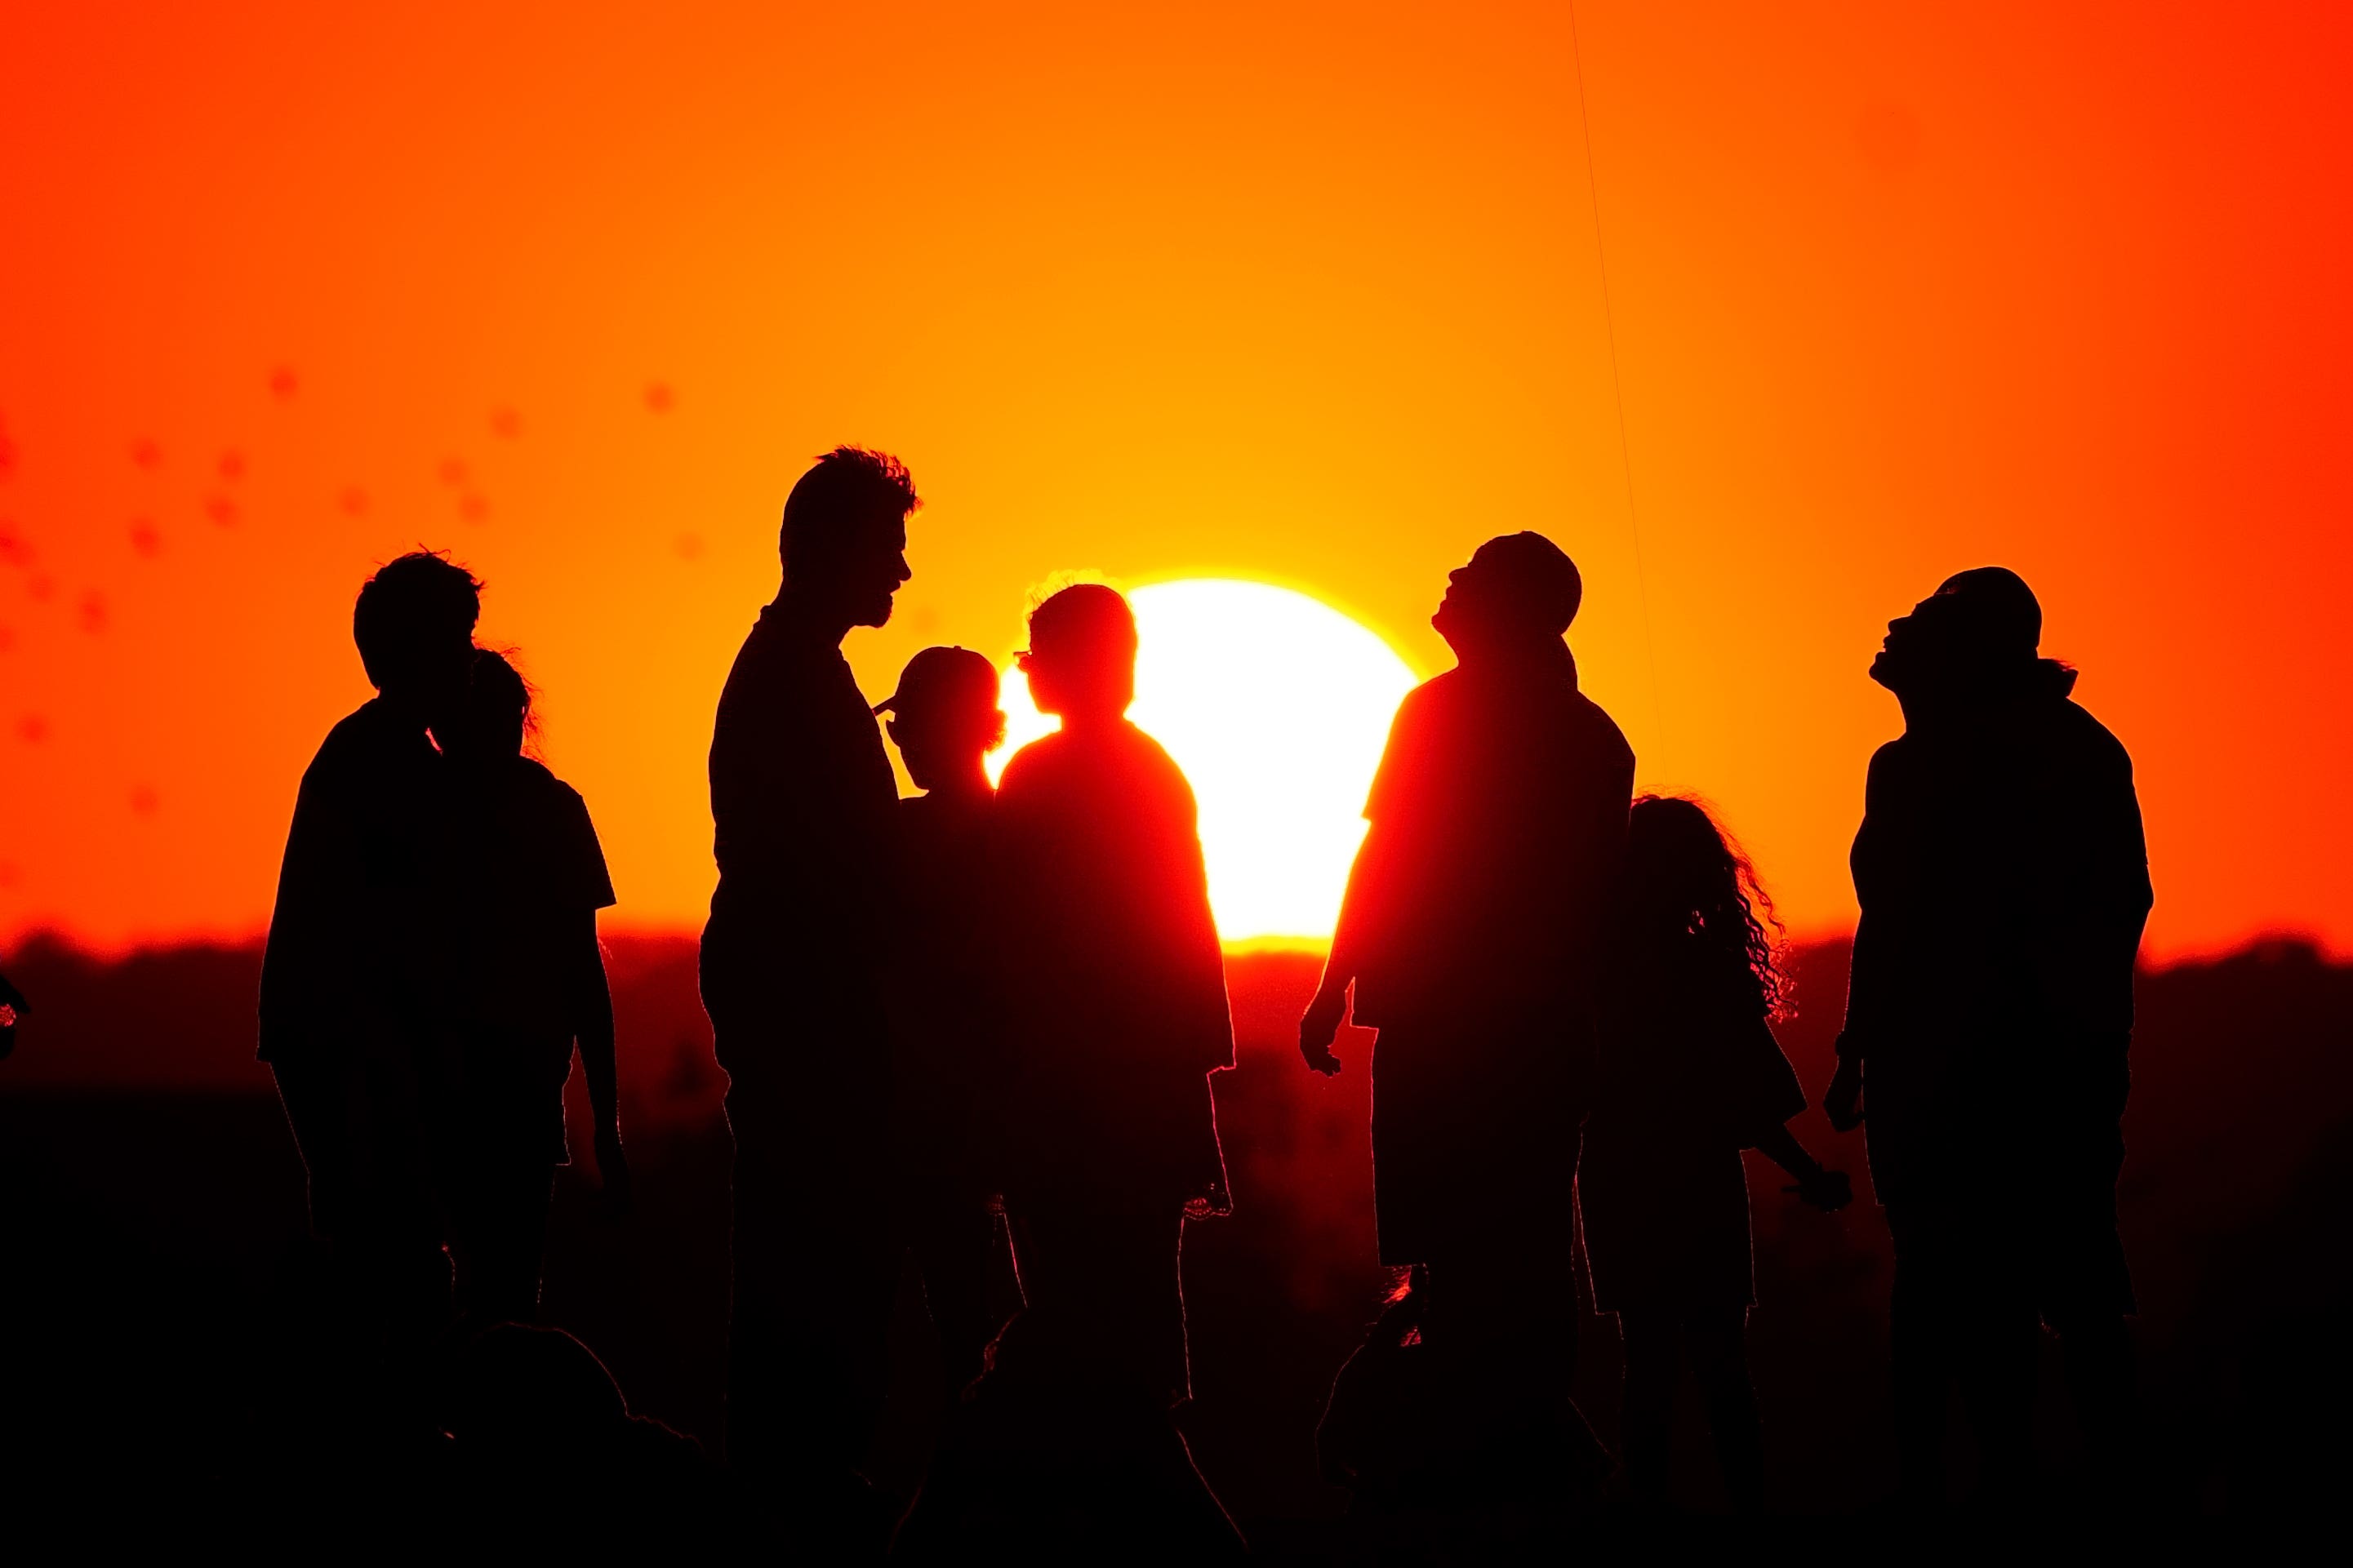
left=992, top=580, right=1419, bottom=943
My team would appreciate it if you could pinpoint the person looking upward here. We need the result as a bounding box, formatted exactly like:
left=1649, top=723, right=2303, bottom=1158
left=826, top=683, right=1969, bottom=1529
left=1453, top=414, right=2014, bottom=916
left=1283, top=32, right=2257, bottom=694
left=698, top=445, right=918, bottom=1542
left=1299, top=532, right=1634, bottom=1453
left=1826, top=566, right=2152, bottom=1508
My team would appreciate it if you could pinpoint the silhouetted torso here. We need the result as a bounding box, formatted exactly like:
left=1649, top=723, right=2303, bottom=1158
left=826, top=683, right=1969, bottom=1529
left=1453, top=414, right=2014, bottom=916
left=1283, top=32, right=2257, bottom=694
left=451, top=755, right=615, bottom=1164
left=701, top=605, right=897, bottom=1083
left=1584, top=946, right=1805, bottom=1311
left=994, top=720, right=1233, bottom=1218
left=1846, top=668, right=2151, bottom=1212
left=889, top=789, right=1003, bottom=1202
left=260, top=697, right=452, bottom=1062
left=1347, top=647, right=1632, bottom=1264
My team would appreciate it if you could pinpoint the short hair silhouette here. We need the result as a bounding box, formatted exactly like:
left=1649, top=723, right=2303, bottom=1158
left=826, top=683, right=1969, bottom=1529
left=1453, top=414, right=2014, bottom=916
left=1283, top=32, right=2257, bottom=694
left=352, top=550, right=481, bottom=691
left=1472, top=532, right=1584, bottom=636
left=778, top=445, right=919, bottom=572
left=1026, top=582, right=1136, bottom=660
left=1929, top=565, right=2043, bottom=657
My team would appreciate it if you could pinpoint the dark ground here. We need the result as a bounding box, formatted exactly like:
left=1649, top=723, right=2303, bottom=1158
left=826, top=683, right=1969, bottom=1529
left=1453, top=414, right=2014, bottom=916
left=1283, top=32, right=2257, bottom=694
left=2, top=933, right=2350, bottom=1543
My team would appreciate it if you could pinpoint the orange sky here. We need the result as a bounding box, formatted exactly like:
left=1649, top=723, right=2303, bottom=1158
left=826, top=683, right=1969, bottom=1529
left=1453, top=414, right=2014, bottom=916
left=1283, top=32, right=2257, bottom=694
left=2, top=1, right=2346, bottom=958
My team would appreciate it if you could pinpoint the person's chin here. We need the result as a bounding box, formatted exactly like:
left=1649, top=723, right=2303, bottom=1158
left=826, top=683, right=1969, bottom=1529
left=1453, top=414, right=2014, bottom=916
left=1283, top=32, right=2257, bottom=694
left=857, top=596, right=898, bottom=629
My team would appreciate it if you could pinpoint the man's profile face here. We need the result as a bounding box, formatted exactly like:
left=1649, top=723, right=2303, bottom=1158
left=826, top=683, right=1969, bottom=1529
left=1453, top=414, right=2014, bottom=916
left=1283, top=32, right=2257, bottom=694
left=1870, top=590, right=1964, bottom=686
left=838, top=510, right=912, bottom=629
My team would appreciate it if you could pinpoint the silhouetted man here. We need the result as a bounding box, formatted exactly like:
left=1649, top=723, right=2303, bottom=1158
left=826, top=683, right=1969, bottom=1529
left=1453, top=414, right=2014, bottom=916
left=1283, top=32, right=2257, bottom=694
left=995, top=584, right=1234, bottom=1410
left=875, top=645, right=1015, bottom=1401
left=1824, top=566, right=2152, bottom=1507
left=699, top=446, right=916, bottom=1533
left=260, top=550, right=481, bottom=1335
left=1300, top=533, right=1633, bottom=1438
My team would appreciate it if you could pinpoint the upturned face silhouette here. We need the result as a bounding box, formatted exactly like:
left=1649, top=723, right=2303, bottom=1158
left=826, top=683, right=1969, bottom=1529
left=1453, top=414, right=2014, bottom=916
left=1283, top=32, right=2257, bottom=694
left=1870, top=567, right=2040, bottom=695
left=1430, top=535, right=1580, bottom=657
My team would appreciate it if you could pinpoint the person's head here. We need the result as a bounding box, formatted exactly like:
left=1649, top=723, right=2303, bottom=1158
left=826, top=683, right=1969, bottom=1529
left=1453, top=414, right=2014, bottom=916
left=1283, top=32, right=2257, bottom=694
left=876, top=645, right=1007, bottom=793
left=1870, top=566, right=2044, bottom=701
left=1019, top=582, right=1137, bottom=725
left=445, top=648, right=532, bottom=762
left=1626, top=794, right=1787, bottom=1019
left=777, top=446, right=919, bottom=629
left=1431, top=533, right=1583, bottom=660
left=353, top=551, right=481, bottom=715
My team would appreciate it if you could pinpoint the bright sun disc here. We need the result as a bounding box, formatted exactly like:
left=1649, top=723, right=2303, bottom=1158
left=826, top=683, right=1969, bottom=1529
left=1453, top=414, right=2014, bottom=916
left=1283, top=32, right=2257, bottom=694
left=991, top=579, right=1418, bottom=942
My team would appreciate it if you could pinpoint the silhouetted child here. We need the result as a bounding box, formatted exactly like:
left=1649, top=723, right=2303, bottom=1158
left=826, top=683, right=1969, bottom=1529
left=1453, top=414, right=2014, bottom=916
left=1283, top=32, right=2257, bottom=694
left=440, top=650, right=629, bottom=1324
left=1580, top=795, right=1850, bottom=1512
left=875, top=644, right=1019, bottom=1399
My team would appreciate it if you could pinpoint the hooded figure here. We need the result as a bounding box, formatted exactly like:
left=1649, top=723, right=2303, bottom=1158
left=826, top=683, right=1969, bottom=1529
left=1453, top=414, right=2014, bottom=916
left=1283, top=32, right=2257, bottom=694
left=1826, top=566, right=2153, bottom=1504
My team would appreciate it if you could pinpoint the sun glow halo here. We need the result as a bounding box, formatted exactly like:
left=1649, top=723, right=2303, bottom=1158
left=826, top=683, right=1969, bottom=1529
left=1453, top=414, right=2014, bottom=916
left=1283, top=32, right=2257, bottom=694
left=991, top=580, right=1419, bottom=943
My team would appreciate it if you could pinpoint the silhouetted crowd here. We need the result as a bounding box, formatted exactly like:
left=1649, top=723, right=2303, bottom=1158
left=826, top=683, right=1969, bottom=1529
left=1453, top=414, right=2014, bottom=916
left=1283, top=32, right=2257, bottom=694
left=231, top=445, right=2151, bottom=1552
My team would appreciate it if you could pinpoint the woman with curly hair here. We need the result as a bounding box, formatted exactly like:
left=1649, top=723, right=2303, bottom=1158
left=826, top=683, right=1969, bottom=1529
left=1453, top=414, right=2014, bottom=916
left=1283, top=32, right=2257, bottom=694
left=1581, top=794, right=1851, bottom=1512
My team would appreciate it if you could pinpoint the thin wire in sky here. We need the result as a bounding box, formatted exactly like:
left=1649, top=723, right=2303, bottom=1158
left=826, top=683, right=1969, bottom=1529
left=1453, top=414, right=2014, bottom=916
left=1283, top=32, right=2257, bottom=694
left=1565, top=1, right=1668, bottom=758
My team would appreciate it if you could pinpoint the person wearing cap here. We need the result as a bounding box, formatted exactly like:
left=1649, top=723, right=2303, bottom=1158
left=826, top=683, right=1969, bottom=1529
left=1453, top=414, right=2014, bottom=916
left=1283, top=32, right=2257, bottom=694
left=699, top=446, right=917, bottom=1539
left=991, top=583, right=1234, bottom=1414
left=1826, top=566, right=2152, bottom=1507
left=1299, top=532, right=1634, bottom=1463
left=875, top=645, right=1016, bottom=1403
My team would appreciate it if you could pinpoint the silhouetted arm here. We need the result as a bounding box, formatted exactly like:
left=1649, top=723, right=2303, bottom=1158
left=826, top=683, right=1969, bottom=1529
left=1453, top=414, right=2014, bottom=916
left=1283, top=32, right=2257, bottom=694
left=569, top=908, right=630, bottom=1215
left=1752, top=1122, right=1852, bottom=1210
left=1301, top=825, right=1385, bottom=1075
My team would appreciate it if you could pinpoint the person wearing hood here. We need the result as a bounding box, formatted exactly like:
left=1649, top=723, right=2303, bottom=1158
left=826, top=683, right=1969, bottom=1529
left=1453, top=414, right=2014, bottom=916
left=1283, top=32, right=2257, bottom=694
left=1825, top=566, right=2153, bottom=1508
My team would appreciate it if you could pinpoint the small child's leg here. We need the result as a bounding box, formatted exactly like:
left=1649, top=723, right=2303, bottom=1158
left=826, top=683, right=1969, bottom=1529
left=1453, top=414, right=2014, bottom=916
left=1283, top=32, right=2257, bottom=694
left=1618, top=1310, right=1682, bottom=1505
left=1685, top=1307, right=1764, bottom=1512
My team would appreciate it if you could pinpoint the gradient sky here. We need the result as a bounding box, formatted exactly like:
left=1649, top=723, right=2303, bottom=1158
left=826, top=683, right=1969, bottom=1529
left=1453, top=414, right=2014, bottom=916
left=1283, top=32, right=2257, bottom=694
left=2, top=1, right=2346, bottom=957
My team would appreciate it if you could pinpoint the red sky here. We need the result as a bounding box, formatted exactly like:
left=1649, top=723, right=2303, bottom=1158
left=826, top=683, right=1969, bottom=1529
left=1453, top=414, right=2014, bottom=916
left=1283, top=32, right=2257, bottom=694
left=1, top=1, right=2347, bottom=957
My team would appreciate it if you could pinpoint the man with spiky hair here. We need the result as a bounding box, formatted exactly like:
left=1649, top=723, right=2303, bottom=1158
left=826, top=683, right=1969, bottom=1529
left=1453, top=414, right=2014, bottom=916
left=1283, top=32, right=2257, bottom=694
left=700, top=446, right=918, bottom=1537
left=261, top=549, right=482, bottom=1337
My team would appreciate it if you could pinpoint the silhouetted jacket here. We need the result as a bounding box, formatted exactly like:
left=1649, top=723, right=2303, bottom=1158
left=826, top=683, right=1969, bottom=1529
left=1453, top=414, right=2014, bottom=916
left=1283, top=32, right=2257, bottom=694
left=1347, top=645, right=1634, bottom=1027
left=1842, top=664, right=2151, bottom=1182
left=701, top=607, right=896, bottom=1080
left=994, top=720, right=1233, bottom=1215
left=888, top=789, right=1006, bottom=1202
left=259, top=698, right=450, bottom=1062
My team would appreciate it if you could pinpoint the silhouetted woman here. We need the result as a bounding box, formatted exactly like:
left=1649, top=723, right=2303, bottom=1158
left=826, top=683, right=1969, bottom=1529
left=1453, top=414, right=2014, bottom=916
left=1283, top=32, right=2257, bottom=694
left=441, top=650, right=629, bottom=1323
left=1580, top=796, right=1849, bottom=1511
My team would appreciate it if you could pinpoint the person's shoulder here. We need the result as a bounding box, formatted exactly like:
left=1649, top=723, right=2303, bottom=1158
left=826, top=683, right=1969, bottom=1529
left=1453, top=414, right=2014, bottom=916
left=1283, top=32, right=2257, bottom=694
left=1565, top=690, right=1634, bottom=762
left=513, top=756, right=587, bottom=811
left=306, top=700, right=413, bottom=781
left=2055, top=698, right=2133, bottom=771
left=996, top=730, right=1070, bottom=794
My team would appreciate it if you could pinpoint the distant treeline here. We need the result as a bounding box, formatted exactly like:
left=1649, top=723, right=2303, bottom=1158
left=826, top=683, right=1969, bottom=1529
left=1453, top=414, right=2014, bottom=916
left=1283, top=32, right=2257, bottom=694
left=2, top=934, right=2349, bottom=1517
